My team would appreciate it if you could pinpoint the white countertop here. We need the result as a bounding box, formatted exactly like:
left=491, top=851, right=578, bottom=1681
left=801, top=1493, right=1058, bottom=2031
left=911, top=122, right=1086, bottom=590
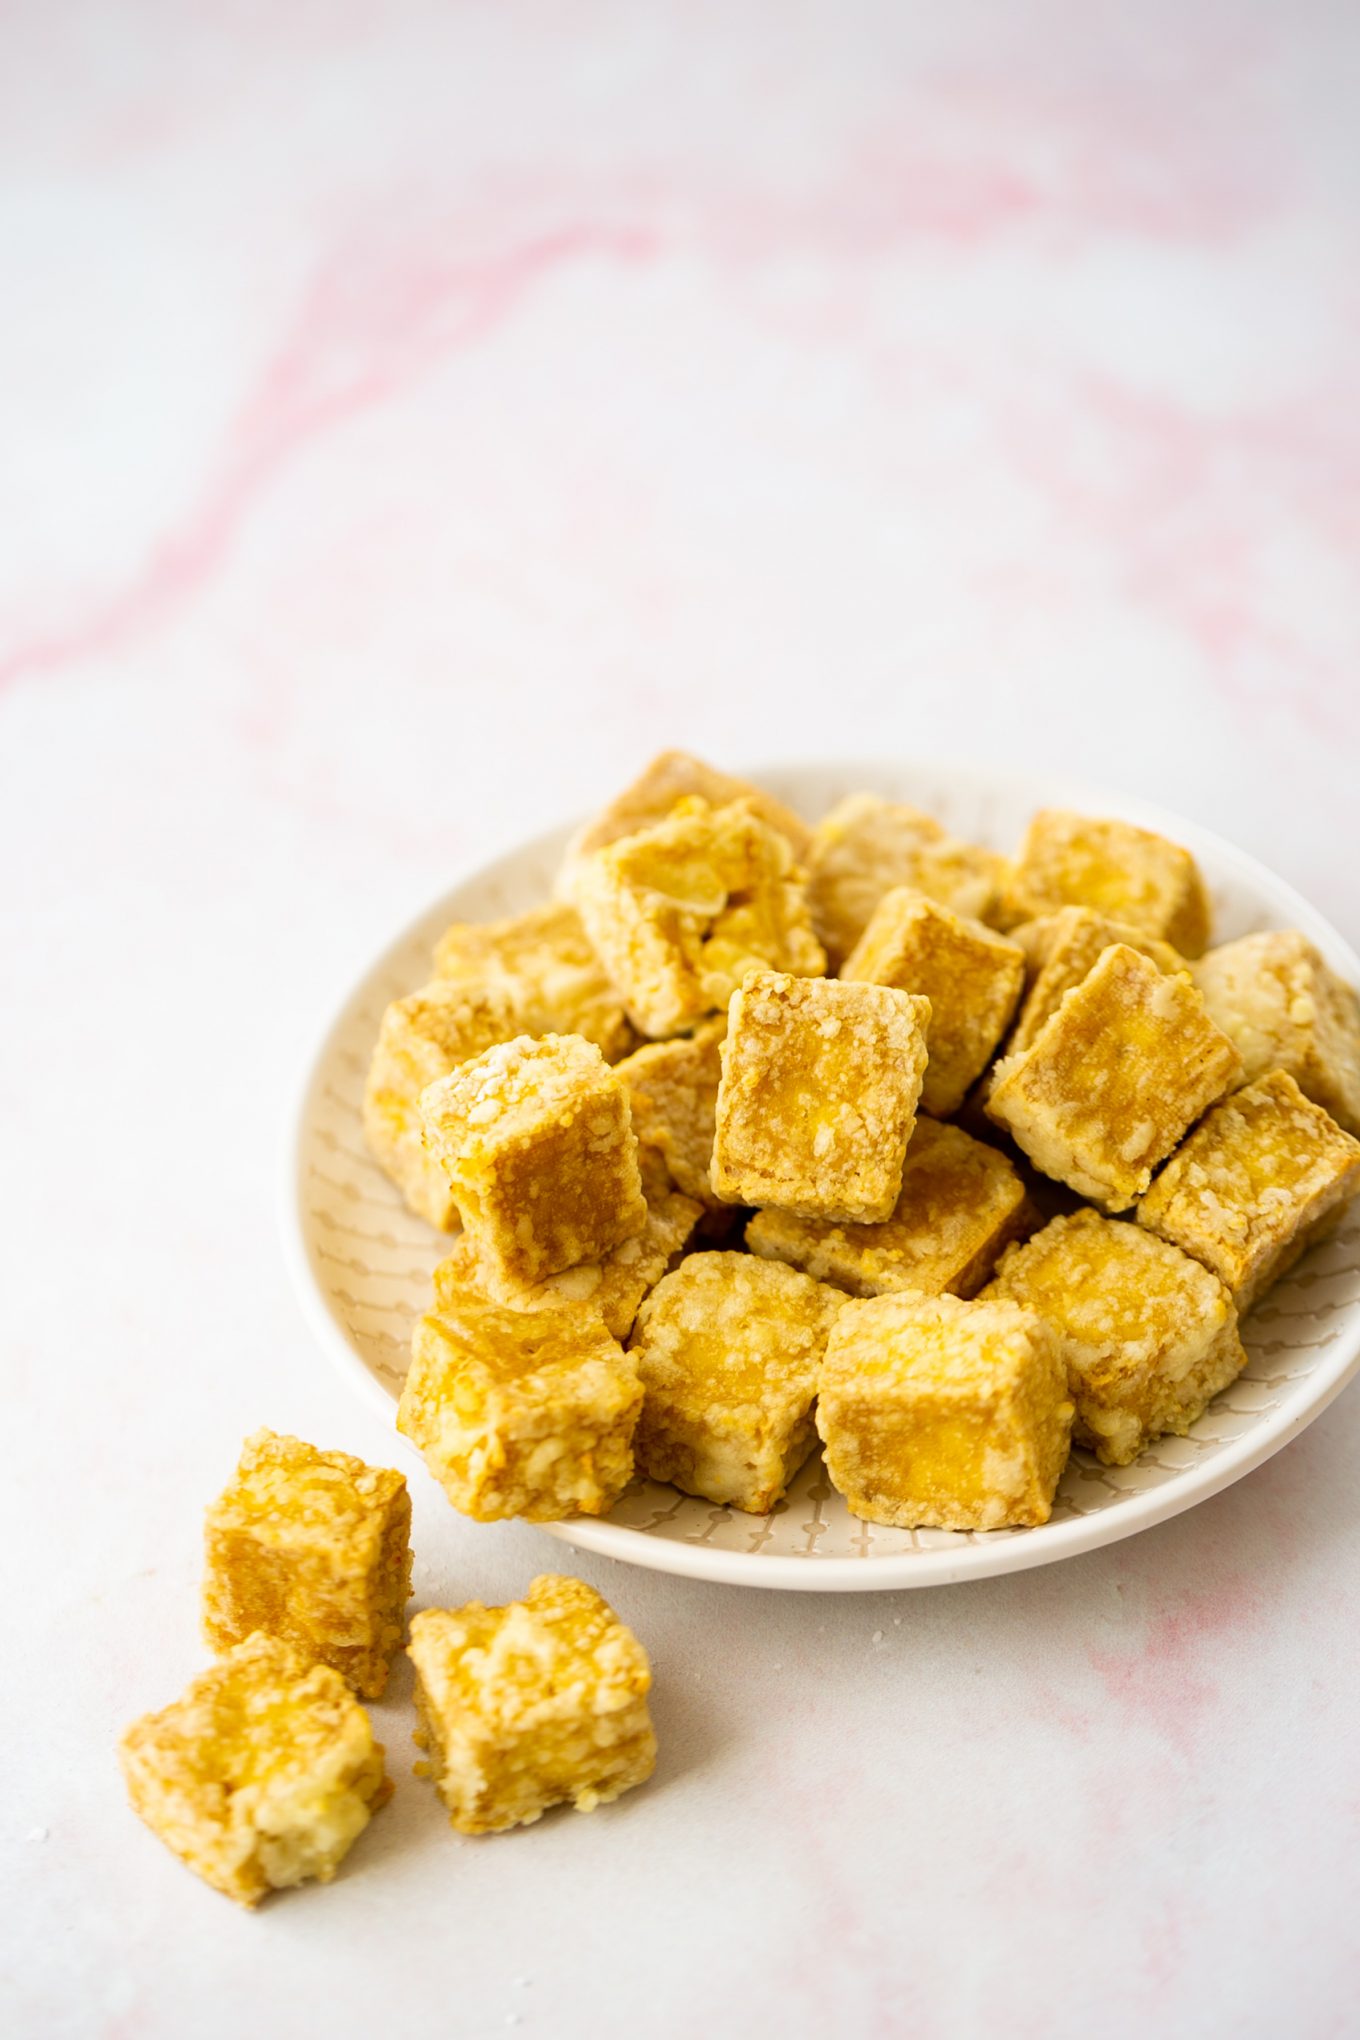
left=6, top=5, right=1360, bottom=2035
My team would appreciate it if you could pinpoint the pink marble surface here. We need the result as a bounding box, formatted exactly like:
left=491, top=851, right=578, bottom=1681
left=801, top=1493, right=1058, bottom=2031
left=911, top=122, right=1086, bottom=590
left=5, top=4, right=1360, bottom=2035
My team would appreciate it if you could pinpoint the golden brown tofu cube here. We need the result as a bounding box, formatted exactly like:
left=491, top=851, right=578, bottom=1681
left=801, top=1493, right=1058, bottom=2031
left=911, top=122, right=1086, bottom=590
left=202, top=1431, right=412, bottom=1700
left=432, top=902, right=633, bottom=1062
left=119, top=1635, right=390, bottom=1907
left=712, top=970, right=930, bottom=1222
left=984, top=1209, right=1247, bottom=1464
left=1192, top=931, right=1360, bottom=1136
left=362, top=981, right=519, bottom=1229
left=571, top=798, right=824, bottom=1038
left=1137, top=1070, right=1360, bottom=1312
left=420, top=1033, right=647, bottom=1288
left=817, top=1293, right=1071, bottom=1530
left=843, top=888, right=1025, bottom=1116
left=564, top=748, right=812, bottom=865
left=805, top=793, right=1008, bottom=968
left=1007, top=907, right=1186, bottom=1058
left=745, top=1118, right=1036, bottom=1298
left=986, top=945, right=1242, bottom=1210
left=1006, top=809, right=1211, bottom=957
left=615, top=1017, right=726, bottom=1207
left=408, top=1576, right=656, bottom=1835
left=629, top=1252, right=843, bottom=1512
left=432, top=1189, right=701, bottom=1342
left=397, top=1287, right=642, bottom=1521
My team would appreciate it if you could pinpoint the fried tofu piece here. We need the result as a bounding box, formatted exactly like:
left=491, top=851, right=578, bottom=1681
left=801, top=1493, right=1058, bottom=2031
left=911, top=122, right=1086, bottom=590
left=1007, top=907, right=1186, bottom=1058
left=817, top=1293, right=1071, bottom=1531
left=408, top=1576, right=656, bottom=1835
left=1192, top=931, right=1360, bottom=1136
left=571, top=798, right=824, bottom=1037
left=984, top=1209, right=1246, bottom=1464
left=629, top=1252, right=843, bottom=1512
left=986, top=945, right=1242, bottom=1210
left=432, top=902, right=633, bottom=1061
left=397, top=1288, right=642, bottom=1522
left=432, top=1190, right=701, bottom=1342
left=420, top=1033, right=646, bottom=1288
left=843, top=888, right=1025, bottom=1116
left=711, top=969, right=930, bottom=1222
left=202, top=1432, right=412, bottom=1700
left=1137, top=1071, right=1360, bottom=1311
left=1005, top=809, right=1211, bottom=957
left=745, top=1119, right=1035, bottom=1298
left=564, top=748, right=812, bottom=865
left=804, top=793, right=1008, bottom=967
left=615, top=1018, right=726, bottom=1206
left=119, top=1635, right=390, bottom=1906
left=362, top=981, right=519, bottom=1229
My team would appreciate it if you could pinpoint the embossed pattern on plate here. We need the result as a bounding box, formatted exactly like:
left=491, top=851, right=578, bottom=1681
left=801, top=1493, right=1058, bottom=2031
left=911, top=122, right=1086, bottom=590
left=284, top=762, right=1360, bottom=1589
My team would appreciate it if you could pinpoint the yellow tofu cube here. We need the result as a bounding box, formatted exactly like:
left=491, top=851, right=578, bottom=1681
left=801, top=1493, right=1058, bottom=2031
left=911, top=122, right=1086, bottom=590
left=432, top=1189, right=701, bottom=1342
left=744, top=1118, right=1036, bottom=1298
left=1006, top=809, right=1211, bottom=957
left=615, top=1017, right=726, bottom=1206
left=1137, top=1070, right=1360, bottom=1311
left=805, top=793, right=1008, bottom=968
left=408, top=1576, right=656, bottom=1835
left=712, top=969, right=930, bottom=1222
left=1007, top=907, right=1186, bottom=1058
left=571, top=798, right=825, bottom=1037
left=984, top=1209, right=1246, bottom=1464
left=987, top=945, right=1242, bottom=1210
left=202, top=1431, right=412, bottom=1700
left=432, top=902, right=633, bottom=1062
left=843, top=888, right=1025, bottom=1115
left=119, top=1635, right=390, bottom=1907
left=1192, top=930, right=1360, bottom=1136
left=817, top=1293, right=1072, bottom=1530
left=397, top=1288, right=643, bottom=1521
left=420, top=1033, right=646, bottom=1288
left=362, top=981, right=519, bottom=1229
left=563, top=748, right=812, bottom=865
left=629, top=1252, right=843, bottom=1512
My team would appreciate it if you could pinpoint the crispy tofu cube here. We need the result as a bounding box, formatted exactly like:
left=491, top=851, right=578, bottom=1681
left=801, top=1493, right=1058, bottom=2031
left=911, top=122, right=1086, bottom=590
left=987, top=945, right=1242, bottom=1210
left=432, top=902, right=633, bottom=1062
left=615, top=1017, right=726, bottom=1206
left=202, top=1432, right=412, bottom=1700
left=745, top=1119, right=1035, bottom=1298
left=843, top=888, right=1025, bottom=1116
left=712, top=970, right=930, bottom=1222
left=1137, top=1070, right=1360, bottom=1311
left=571, top=798, right=824, bottom=1037
left=805, top=793, right=1008, bottom=967
left=432, top=1189, right=701, bottom=1341
left=564, top=748, right=812, bottom=865
left=984, top=1209, right=1246, bottom=1464
left=397, top=1287, right=642, bottom=1521
left=1192, top=931, right=1360, bottom=1136
left=817, top=1293, right=1071, bottom=1530
left=629, top=1252, right=843, bottom=1512
left=1007, top=907, right=1186, bottom=1058
left=408, top=1576, right=656, bottom=1835
left=119, top=1635, right=390, bottom=1906
left=1006, top=809, right=1211, bottom=957
left=420, top=1033, right=646, bottom=1288
left=362, top=982, right=519, bottom=1229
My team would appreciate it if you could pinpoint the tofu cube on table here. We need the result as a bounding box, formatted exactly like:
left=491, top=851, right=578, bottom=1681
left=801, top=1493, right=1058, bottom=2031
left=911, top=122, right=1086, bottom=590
left=816, top=1292, right=1072, bottom=1531
left=407, top=1575, right=656, bottom=1835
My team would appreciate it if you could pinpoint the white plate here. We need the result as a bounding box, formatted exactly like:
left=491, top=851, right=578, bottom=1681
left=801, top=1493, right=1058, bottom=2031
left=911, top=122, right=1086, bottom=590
left=283, top=760, right=1360, bottom=1590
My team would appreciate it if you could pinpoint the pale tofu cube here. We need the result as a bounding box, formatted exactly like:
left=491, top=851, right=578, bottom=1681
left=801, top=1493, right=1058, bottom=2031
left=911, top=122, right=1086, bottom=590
left=615, top=1017, right=727, bottom=1206
left=1193, top=931, right=1360, bottom=1136
left=432, top=902, right=633, bottom=1061
left=805, top=793, right=1007, bottom=968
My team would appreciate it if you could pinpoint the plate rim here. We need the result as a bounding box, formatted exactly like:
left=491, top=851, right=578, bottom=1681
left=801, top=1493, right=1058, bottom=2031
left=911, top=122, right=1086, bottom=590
left=280, top=755, right=1360, bottom=1591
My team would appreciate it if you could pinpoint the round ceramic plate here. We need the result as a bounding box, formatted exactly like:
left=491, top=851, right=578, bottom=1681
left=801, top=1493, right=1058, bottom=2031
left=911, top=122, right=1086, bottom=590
left=283, top=760, right=1360, bottom=1590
